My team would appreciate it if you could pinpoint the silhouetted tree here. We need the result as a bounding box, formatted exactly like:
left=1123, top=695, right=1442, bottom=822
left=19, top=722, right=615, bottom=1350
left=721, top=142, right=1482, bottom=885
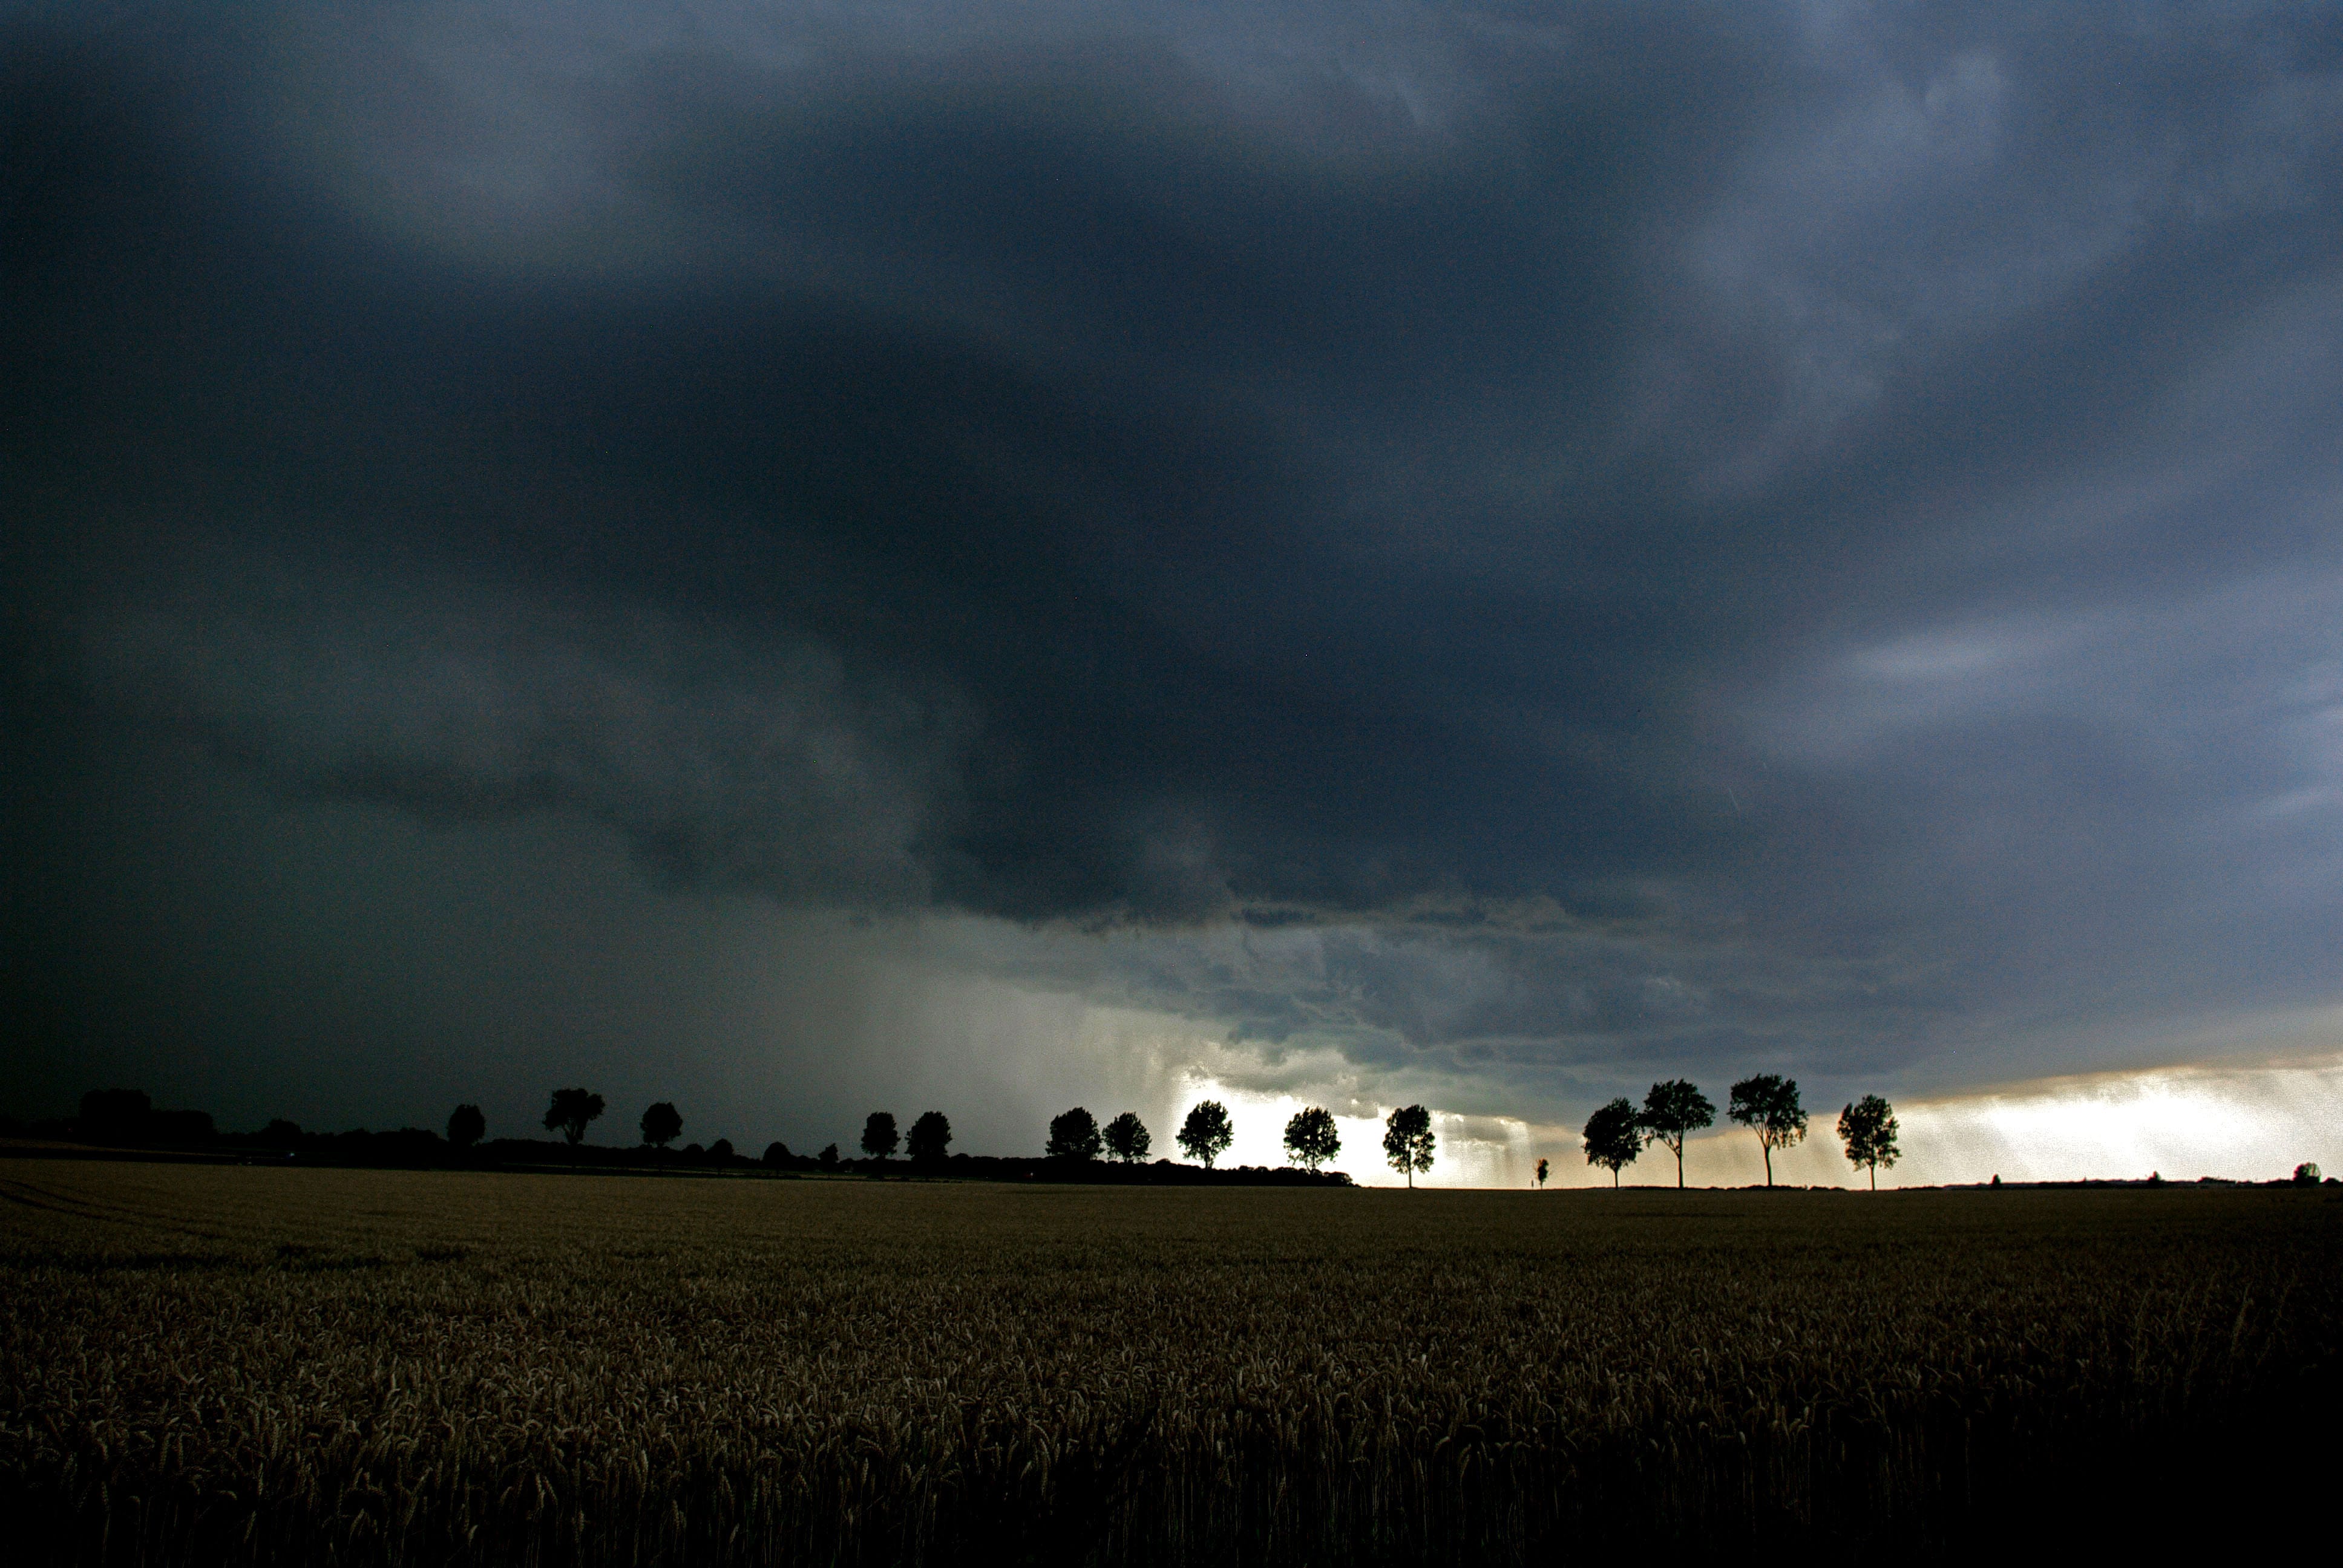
left=640, top=1101, right=683, bottom=1149
left=908, top=1111, right=952, bottom=1165
left=1103, top=1111, right=1151, bottom=1162
left=1837, top=1095, right=1899, bottom=1189
left=1047, top=1106, right=1103, bottom=1160
left=1178, top=1100, right=1234, bottom=1168
left=862, top=1112, right=900, bottom=1161
left=1283, top=1106, right=1341, bottom=1171
left=1583, top=1098, right=1641, bottom=1186
left=447, top=1104, right=485, bottom=1149
left=762, top=1142, right=791, bottom=1168
left=2297, top=1161, right=2324, bottom=1185
left=145, top=1108, right=215, bottom=1145
left=1535, top=1158, right=1550, bottom=1190
left=1383, top=1105, right=1435, bottom=1187
left=819, top=1143, right=839, bottom=1169
left=79, top=1088, right=151, bottom=1143
left=260, top=1118, right=302, bottom=1149
left=544, top=1088, right=606, bottom=1146
left=1640, top=1080, right=1713, bottom=1189
left=710, top=1137, right=734, bottom=1162
left=1727, top=1074, right=1807, bottom=1187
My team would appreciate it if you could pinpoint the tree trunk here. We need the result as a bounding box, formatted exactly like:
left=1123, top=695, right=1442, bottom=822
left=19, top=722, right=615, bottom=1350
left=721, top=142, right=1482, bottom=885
left=1869, top=1162, right=1876, bottom=1192
left=1763, top=1142, right=1773, bottom=1187
left=1674, top=1139, right=1683, bottom=1189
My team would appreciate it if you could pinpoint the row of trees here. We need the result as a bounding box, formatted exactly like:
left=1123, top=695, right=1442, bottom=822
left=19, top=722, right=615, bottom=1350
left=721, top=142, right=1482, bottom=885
left=856, top=1111, right=953, bottom=1163
left=442, top=1092, right=730, bottom=1156
left=1578, top=1076, right=1902, bottom=1189
left=1035, top=1102, right=1440, bottom=1185
left=493, top=1082, right=1893, bottom=1189
left=1044, top=1102, right=1297, bottom=1171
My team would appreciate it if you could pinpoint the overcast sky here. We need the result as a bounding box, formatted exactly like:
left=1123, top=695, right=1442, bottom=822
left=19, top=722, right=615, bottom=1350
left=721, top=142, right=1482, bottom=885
left=6, top=2, right=2341, bottom=1181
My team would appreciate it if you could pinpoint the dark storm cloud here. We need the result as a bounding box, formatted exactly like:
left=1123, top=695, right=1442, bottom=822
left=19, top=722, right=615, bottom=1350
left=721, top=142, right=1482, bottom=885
left=7, top=2, right=2343, bottom=1114
left=70, top=554, right=977, bottom=904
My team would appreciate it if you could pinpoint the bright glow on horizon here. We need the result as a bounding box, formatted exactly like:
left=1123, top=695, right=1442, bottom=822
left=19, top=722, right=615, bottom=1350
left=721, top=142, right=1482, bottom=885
left=1171, top=1076, right=1539, bottom=1187
left=1883, top=1056, right=2343, bottom=1185
left=1051, top=1000, right=2342, bottom=1190
left=1163, top=1056, right=2343, bottom=1189
left=1548, top=1056, right=2343, bottom=1189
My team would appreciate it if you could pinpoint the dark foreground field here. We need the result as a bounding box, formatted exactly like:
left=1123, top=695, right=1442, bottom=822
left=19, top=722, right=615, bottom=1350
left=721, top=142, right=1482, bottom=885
left=3, top=1163, right=2336, bottom=1565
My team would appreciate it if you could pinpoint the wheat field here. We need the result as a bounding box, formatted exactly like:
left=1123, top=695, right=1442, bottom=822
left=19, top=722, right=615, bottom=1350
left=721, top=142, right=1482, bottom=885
left=3, top=1160, right=2336, bottom=1565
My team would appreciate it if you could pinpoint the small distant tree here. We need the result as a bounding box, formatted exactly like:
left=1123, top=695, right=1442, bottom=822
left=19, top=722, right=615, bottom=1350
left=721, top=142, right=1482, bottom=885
left=447, top=1104, right=485, bottom=1149
left=1837, top=1095, right=1900, bottom=1189
left=1104, top=1111, right=1151, bottom=1162
left=709, top=1137, right=734, bottom=1162
left=1047, top=1106, right=1103, bottom=1160
left=544, top=1088, right=606, bottom=1146
left=862, top=1112, right=900, bottom=1161
left=1582, top=1098, right=1641, bottom=1186
left=1727, top=1074, right=1807, bottom=1188
left=2296, top=1162, right=2324, bottom=1185
left=1535, top=1158, right=1550, bottom=1190
left=1383, top=1105, right=1435, bottom=1188
left=1283, top=1107, right=1341, bottom=1172
left=819, top=1143, right=839, bottom=1169
left=908, top=1111, right=952, bottom=1165
left=640, top=1101, right=683, bottom=1149
left=1178, top=1101, right=1234, bottom=1168
left=762, top=1142, right=791, bottom=1168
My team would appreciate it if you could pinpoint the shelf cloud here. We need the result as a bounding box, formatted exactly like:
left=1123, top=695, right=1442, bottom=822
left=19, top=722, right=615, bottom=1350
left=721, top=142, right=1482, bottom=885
left=7, top=3, right=2342, bottom=1169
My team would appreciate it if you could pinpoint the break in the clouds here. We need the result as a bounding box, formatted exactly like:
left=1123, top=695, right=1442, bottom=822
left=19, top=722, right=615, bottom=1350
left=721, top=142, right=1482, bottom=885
left=5, top=2, right=2342, bottom=1160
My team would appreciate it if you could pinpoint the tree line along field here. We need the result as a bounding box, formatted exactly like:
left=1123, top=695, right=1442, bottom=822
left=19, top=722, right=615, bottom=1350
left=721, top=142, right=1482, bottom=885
left=2, top=1163, right=2336, bottom=1566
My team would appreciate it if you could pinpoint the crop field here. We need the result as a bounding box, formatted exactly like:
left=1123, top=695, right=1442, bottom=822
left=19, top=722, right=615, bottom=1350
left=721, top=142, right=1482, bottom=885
left=3, top=1161, right=2337, bottom=1566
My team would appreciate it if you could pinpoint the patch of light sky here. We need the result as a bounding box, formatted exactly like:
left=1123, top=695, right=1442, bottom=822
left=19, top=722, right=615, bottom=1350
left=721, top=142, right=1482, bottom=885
left=1165, top=1044, right=2343, bottom=1191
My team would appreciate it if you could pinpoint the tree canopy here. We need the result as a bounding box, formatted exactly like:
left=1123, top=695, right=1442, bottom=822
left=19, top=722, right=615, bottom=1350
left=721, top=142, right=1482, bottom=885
left=640, top=1101, right=683, bottom=1149
left=1047, top=1106, right=1103, bottom=1160
left=80, top=1088, right=151, bottom=1143
left=1383, top=1105, right=1435, bottom=1187
left=861, top=1111, right=900, bottom=1161
left=543, top=1088, right=605, bottom=1146
left=446, top=1103, right=485, bottom=1149
left=1639, top=1080, right=1713, bottom=1189
left=907, top=1111, right=952, bottom=1164
left=1837, top=1096, right=1900, bottom=1189
left=1283, top=1107, right=1340, bottom=1171
left=1103, top=1111, right=1151, bottom=1163
left=1727, top=1074, right=1807, bottom=1187
left=1582, top=1098, right=1641, bottom=1186
left=1177, top=1101, right=1234, bottom=1168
